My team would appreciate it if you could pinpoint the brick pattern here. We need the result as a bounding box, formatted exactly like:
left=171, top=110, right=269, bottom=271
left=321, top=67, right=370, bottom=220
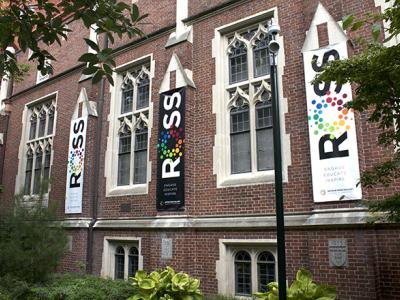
left=1, top=0, right=399, bottom=299
left=89, top=228, right=400, bottom=299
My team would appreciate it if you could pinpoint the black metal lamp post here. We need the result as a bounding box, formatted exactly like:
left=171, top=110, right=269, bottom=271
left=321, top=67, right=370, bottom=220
left=268, top=19, right=287, bottom=300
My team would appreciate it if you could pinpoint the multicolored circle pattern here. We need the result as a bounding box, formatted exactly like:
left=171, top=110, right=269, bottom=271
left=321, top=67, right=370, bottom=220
left=308, top=90, right=353, bottom=139
left=68, top=148, right=84, bottom=175
left=157, top=126, right=184, bottom=160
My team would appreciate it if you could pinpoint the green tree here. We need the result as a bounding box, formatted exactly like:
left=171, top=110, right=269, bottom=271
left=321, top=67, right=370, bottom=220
left=0, top=0, right=147, bottom=84
left=315, top=0, right=400, bottom=222
left=0, top=194, right=67, bottom=283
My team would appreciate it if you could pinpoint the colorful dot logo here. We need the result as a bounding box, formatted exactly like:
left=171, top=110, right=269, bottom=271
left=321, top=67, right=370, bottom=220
left=308, top=90, right=353, bottom=139
left=157, top=126, right=184, bottom=160
left=68, top=148, right=84, bottom=175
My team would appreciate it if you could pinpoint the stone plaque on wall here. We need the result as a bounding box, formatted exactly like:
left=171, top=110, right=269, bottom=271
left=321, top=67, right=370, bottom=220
left=329, top=239, right=348, bottom=267
left=161, top=238, right=173, bottom=259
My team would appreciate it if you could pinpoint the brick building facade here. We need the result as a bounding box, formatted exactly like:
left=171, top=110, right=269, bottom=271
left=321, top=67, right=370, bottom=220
left=1, top=0, right=400, bottom=299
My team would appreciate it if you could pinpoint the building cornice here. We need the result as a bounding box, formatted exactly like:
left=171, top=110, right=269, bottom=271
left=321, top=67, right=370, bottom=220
left=60, top=208, right=397, bottom=229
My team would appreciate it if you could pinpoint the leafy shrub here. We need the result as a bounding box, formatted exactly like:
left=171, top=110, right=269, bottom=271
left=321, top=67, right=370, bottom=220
left=129, top=266, right=202, bottom=300
left=254, top=268, right=336, bottom=300
left=0, top=275, right=31, bottom=300
left=0, top=274, right=135, bottom=300
left=0, top=196, right=67, bottom=283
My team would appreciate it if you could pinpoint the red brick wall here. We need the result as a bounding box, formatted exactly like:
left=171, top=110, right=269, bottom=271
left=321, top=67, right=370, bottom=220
left=90, top=227, right=400, bottom=299
left=1, top=0, right=399, bottom=299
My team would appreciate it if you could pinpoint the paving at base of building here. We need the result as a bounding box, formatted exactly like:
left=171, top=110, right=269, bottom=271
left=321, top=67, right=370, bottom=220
left=0, top=0, right=399, bottom=299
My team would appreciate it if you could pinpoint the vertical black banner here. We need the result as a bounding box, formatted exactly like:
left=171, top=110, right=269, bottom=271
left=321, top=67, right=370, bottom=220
left=156, top=88, right=185, bottom=211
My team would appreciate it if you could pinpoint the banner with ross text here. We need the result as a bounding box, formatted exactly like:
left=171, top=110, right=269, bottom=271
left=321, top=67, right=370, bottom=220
left=156, top=88, right=185, bottom=210
left=65, top=116, right=87, bottom=213
left=303, top=42, right=362, bottom=202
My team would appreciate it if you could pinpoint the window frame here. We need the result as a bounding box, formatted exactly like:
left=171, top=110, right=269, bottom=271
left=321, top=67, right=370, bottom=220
left=17, top=94, right=57, bottom=200
left=216, top=239, right=278, bottom=297
left=101, top=236, right=143, bottom=281
left=105, top=55, right=154, bottom=197
left=212, top=8, right=291, bottom=188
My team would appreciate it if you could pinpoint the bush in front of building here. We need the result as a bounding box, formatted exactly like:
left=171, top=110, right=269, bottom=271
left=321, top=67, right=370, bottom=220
left=0, top=273, right=136, bottom=300
left=128, top=266, right=202, bottom=300
left=254, top=268, right=336, bottom=300
left=0, top=194, right=67, bottom=283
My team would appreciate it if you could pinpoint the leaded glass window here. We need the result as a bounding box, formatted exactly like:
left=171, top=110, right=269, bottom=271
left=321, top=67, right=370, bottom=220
left=225, top=23, right=275, bottom=177
left=134, top=128, right=148, bottom=184
left=24, top=99, right=56, bottom=195
left=257, top=251, right=276, bottom=292
left=115, top=246, right=125, bottom=280
left=47, top=109, right=54, bottom=135
left=38, top=110, right=46, bottom=138
left=118, top=132, right=131, bottom=186
left=43, top=147, right=51, bottom=190
left=137, top=76, right=150, bottom=110
left=235, top=251, right=252, bottom=296
left=115, top=65, right=151, bottom=189
left=229, top=41, right=248, bottom=84
left=128, top=247, right=139, bottom=278
left=230, top=104, right=251, bottom=173
left=33, top=147, right=43, bottom=194
left=121, top=79, right=134, bottom=114
left=256, top=91, right=273, bottom=171
left=253, top=35, right=270, bottom=77
left=24, top=150, right=33, bottom=195
left=29, top=115, right=37, bottom=140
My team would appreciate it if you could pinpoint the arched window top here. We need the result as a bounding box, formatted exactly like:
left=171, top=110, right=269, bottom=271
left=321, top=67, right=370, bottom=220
left=38, top=108, right=46, bottom=119
left=235, top=250, right=251, bottom=262
left=27, top=147, right=34, bottom=157
left=228, top=87, right=249, bottom=109
left=35, top=144, right=43, bottom=155
left=45, top=141, right=52, bottom=152
left=30, top=113, right=37, bottom=121
left=129, top=247, right=138, bottom=256
left=121, top=73, right=134, bottom=91
left=133, top=113, right=149, bottom=131
left=258, top=251, right=275, bottom=263
left=231, top=104, right=249, bottom=114
left=136, top=66, right=150, bottom=85
left=118, top=117, right=133, bottom=135
left=47, top=103, right=55, bottom=115
left=227, top=33, right=248, bottom=56
left=116, top=246, right=125, bottom=254
left=251, top=24, right=269, bottom=47
left=254, top=81, right=272, bottom=105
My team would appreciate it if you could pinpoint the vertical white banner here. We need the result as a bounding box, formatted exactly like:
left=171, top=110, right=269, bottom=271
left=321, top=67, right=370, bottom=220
left=303, top=42, right=362, bottom=202
left=65, top=116, right=87, bottom=213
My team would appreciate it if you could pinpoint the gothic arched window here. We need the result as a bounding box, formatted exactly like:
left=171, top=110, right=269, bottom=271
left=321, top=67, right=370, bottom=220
left=257, top=251, right=276, bottom=292
left=128, top=247, right=139, bottom=278
left=114, top=246, right=125, bottom=280
left=230, top=102, right=251, bottom=174
left=235, top=251, right=252, bottom=296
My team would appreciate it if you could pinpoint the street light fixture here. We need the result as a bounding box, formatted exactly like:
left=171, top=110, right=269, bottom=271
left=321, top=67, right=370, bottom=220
left=268, top=19, right=287, bottom=300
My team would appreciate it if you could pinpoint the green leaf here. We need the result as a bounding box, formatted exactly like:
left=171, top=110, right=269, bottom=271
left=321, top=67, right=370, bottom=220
left=351, top=20, right=365, bottom=31
left=82, top=66, right=98, bottom=75
left=92, top=70, right=103, bottom=84
left=342, top=15, right=355, bottom=30
left=84, top=38, right=99, bottom=52
left=78, top=53, right=98, bottom=63
left=139, top=279, right=156, bottom=290
left=131, top=4, right=139, bottom=20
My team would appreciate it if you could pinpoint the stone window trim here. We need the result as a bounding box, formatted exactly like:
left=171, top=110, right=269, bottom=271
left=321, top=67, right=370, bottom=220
left=101, top=236, right=143, bottom=280
left=15, top=91, right=58, bottom=204
left=212, top=8, right=291, bottom=188
left=105, top=54, right=155, bottom=197
left=216, top=239, right=278, bottom=297
left=36, top=58, right=52, bottom=84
